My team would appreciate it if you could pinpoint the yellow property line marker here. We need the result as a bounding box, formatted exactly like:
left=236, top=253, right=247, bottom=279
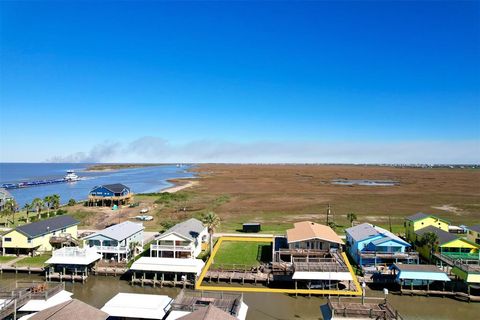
left=196, top=236, right=362, bottom=295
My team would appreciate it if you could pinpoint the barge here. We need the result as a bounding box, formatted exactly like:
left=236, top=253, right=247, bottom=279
left=2, top=170, right=81, bottom=189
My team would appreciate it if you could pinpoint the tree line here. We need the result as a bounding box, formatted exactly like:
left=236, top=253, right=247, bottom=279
left=0, top=195, right=77, bottom=227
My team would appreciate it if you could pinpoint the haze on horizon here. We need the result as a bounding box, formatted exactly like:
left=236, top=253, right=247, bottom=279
left=0, top=1, right=479, bottom=164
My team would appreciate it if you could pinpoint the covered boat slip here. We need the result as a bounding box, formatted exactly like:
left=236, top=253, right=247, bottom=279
left=45, top=247, right=102, bottom=282
left=390, top=263, right=450, bottom=286
left=322, top=297, right=404, bottom=320
left=130, top=257, right=205, bottom=288
left=101, top=293, right=173, bottom=320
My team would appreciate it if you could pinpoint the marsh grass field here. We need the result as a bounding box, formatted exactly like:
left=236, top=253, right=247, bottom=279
left=2, top=164, right=478, bottom=236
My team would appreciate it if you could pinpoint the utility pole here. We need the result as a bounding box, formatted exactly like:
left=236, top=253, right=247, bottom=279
left=326, top=203, right=333, bottom=225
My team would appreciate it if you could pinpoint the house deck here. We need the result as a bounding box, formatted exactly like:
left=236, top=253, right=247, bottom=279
left=170, top=290, right=243, bottom=316
left=325, top=297, right=403, bottom=320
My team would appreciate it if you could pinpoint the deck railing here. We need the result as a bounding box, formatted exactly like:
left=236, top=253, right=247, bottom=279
left=327, top=297, right=404, bottom=320
left=92, top=245, right=128, bottom=253
left=359, top=250, right=419, bottom=259
left=151, top=244, right=193, bottom=251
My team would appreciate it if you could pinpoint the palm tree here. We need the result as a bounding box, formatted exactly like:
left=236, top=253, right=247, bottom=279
left=31, top=198, right=44, bottom=221
left=23, top=203, right=32, bottom=223
left=420, top=232, right=438, bottom=261
left=52, top=194, right=61, bottom=211
left=347, top=212, right=357, bottom=227
left=201, top=211, right=221, bottom=257
left=44, top=195, right=53, bottom=218
left=2, top=199, right=17, bottom=227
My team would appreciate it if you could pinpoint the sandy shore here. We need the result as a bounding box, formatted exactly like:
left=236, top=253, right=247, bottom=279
left=161, top=180, right=198, bottom=193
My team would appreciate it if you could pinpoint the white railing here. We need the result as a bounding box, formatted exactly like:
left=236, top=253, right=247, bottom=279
left=92, top=245, right=128, bottom=253
left=53, top=247, right=88, bottom=257
left=151, top=244, right=193, bottom=251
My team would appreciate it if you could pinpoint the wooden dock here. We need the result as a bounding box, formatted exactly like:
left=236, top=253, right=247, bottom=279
left=400, top=288, right=480, bottom=302
left=92, top=266, right=127, bottom=276
left=205, top=269, right=271, bottom=284
left=130, top=278, right=194, bottom=288
left=46, top=272, right=88, bottom=283
left=0, top=265, right=44, bottom=274
left=324, top=297, right=403, bottom=320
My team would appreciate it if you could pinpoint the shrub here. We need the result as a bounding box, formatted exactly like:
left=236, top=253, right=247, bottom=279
left=67, top=199, right=76, bottom=206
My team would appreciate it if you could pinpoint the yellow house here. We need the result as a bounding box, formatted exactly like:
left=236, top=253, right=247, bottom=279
left=414, top=226, right=480, bottom=261
left=467, top=225, right=480, bottom=245
left=405, top=212, right=450, bottom=242
left=1, top=216, right=79, bottom=255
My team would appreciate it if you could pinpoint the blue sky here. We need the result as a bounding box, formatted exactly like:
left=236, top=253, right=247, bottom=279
left=1, top=1, right=479, bottom=163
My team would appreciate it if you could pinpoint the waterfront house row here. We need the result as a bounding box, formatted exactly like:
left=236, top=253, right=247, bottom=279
left=1, top=216, right=79, bottom=255
left=83, top=221, right=144, bottom=262
left=150, top=218, right=208, bottom=259
left=346, top=223, right=418, bottom=269
left=87, top=183, right=133, bottom=207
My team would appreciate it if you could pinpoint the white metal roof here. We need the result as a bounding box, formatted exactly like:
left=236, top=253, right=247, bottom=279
left=101, top=293, right=172, bottom=319
left=46, top=247, right=102, bottom=265
left=19, top=290, right=73, bottom=312
left=130, top=257, right=205, bottom=275
left=84, top=221, right=144, bottom=241
left=292, top=271, right=353, bottom=281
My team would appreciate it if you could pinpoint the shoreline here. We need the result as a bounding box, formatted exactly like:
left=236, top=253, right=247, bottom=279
left=160, top=179, right=199, bottom=193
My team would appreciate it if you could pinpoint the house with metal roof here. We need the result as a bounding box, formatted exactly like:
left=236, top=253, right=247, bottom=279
left=345, top=223, right=418, bottom=269
left=414, top=226, right=480, bottom=261
left=83, top=221, right=144, bottom=262
left=150, top=218, right=208, bottom=259
left=1, top=215, right=79, bottom=255
left=404, top=212, right=450, bottom=242
left=390, top=263, right=450, bottom=287
left=87, top=183, right=133, bottom=207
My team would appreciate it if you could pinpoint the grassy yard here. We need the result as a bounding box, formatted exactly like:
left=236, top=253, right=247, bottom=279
left=0, top=256, right=16, bottom=264
left=212, top=241, right=272, bottom=268
left=14, top=254, right=51, bottom=267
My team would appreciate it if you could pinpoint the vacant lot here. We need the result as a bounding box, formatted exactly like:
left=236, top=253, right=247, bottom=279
left=213, top=241, right=272, bottom=268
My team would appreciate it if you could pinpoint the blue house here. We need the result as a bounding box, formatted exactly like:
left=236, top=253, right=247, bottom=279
left=87, top=183, right=132, bottom=207
left=346, top=223, right=418, bottom=269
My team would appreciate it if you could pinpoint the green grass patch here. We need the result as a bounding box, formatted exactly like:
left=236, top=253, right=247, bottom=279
left=212, top=241, right=272, bottom=268
left=14, top=254, right=51, bottom=267
left=0, top=256, right=16, bottom=263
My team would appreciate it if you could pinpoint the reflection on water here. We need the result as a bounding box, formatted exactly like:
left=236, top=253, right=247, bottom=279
left=331, top=179, right=399, bottom=186
left=1, top=273, right=478, bottom=319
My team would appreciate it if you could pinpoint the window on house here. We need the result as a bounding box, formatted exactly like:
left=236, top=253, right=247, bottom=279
left=4, top=237, right=11, bottom=242
left=28, top=238, right=32, bottom=243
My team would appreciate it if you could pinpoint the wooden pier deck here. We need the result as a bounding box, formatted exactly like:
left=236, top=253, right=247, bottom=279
left=400, top=288, right=480, bottom=302
left=205, top=269, right=271, bottom=284
left=130, top=278, right=194, bottom=288
left=324, top=297, right=403, bottom=320
left=0, top=265, right=44, bottom=274
left=46, top=272, right=88, bottom=283
left=92, top=266, right=127, bottom=276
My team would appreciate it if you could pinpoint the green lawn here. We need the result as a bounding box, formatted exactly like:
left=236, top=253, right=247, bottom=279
left=0, top=256, right=16, bottom=264
left=212, top=241, right=272, bottom=268
left=14, top=254, right=51, bottom=267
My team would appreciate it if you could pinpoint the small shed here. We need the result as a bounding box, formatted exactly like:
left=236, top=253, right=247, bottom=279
left=242, top=223, right=261, bottom=233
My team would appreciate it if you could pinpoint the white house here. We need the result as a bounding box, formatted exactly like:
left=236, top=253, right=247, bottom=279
left=150, top=218, right=208, bottom=259
left=84, top=221, right=144, bottom=262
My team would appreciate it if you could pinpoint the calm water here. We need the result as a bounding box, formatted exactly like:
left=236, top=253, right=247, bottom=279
left=0, top=163, right=195, bottom=207
left=0, top=273, right=478, bottom=319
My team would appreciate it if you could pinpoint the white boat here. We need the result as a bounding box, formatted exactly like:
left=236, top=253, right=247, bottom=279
left=64, top=170, right=80, bottom=182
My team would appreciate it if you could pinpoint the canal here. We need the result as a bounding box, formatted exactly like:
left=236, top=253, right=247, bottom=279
left=1, top=273, right=478, bottom=319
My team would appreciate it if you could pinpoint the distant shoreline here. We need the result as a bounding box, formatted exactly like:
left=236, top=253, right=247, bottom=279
left=159, top=179, right=199, bottom=193
left=85, top=163, right=168, bottom=172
